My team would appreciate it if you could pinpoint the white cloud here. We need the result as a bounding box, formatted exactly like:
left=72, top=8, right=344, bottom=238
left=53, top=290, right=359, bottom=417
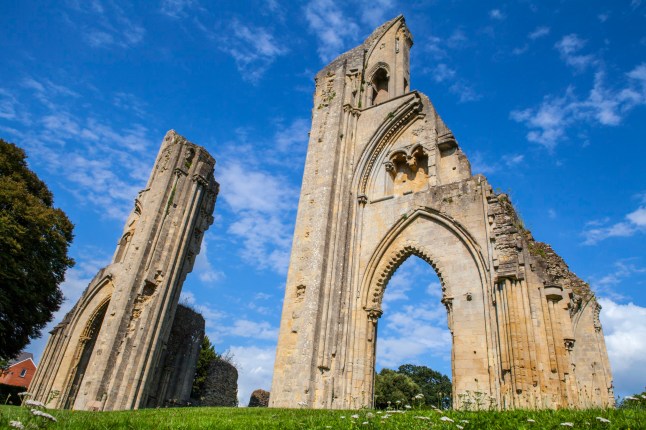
left=193, top=235, right=225, bottom=284
left=66, top=1, right=145, bottom=49
left=554, top=34, right=595, bottom=71
left=489, top=9, right=505, bottom=20
left=528, top=26, right=550, bottom=40
left=218, top=161, right=298, bottom=274
left=357, top=0, right=396, bottom=27
left=511, top=65, right=646, bottom=149
left=431, top=63, right=456, bottom=83
left=160, top=0, right=199, bottom=18
left=582, top=203, right=646, bottom=245
left=598, top=298, right=646, bottom=397
left=503, top=154, right=524, bottom=166
left=228, top=345, right=276, bottom=406
left=217, top=19, right=289, bottom=83
left=449, top=81, right=480, bottom=103
left=304, top=0, right=360, bottom=62
left=377, top=302, right=451, bottom=370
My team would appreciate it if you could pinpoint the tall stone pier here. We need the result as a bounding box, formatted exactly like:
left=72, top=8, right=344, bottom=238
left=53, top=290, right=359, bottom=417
left=29, top=131, right=218, bottom=411
left=270, top=16, right=613, bottom=410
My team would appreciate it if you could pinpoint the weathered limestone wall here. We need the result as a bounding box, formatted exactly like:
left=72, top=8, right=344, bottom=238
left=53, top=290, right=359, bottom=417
left=30, top=131, right=218, bottom=411
left=271, top=15, right=613, bottom=410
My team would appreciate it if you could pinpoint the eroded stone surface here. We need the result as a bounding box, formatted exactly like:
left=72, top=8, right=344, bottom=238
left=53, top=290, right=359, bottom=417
left=270, top=16, right=613, bottom=410
left=248, top=389, right=270, bottom=407
left=29, top=131, right=218, bottom=411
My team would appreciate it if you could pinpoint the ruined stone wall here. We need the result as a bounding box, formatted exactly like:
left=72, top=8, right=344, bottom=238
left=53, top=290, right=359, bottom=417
left=271, top=15, right=613, bottom=410
left=29, top=131, right=218, bottom=411
left=145, top=304, right=204, bottom=407
left=192, top=358, right=238, bottom=407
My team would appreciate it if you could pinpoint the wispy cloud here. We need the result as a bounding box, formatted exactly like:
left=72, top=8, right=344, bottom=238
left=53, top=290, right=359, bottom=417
left=554, top=33, right=595, bottom=71
left=160, top=0, right=200, bottom=18
left=228, top=345, right=275, bottom=406
left=511, top=64, right=646, bottom=149
left=217, top=19, right=288, bottom=83
left=429, top=63, right=456, bottom=83
left=528, top=26, right=550, bottom=40
left=66, top=1, right=145, bottom=49
left=2, top=76, right=154, bottom=220
left=599, top=297, right=646, bottom=397
left=582, top=202, right=646, bottom=245
left=304, top=0, right=360, bottom=62
left=489, top=9, right=505, bottom=20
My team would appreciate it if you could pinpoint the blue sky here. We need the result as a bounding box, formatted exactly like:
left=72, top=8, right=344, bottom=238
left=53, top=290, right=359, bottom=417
left=1, top=1, right=645, bottom=405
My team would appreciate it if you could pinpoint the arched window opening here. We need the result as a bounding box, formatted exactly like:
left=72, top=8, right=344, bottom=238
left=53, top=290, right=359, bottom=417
left=374, top=255, right=453, bottom=410
left=371, top=68, right=390, bottom=106
left=63, top=299, right=110, bottom=409
left=114, top=232, right=132, bottom=263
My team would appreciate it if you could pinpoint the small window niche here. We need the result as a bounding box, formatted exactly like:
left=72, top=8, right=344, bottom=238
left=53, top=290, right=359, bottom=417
left=371, top=68, right=390, bottom=106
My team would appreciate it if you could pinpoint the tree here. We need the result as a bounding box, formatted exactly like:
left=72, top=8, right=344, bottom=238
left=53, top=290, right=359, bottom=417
left=0, top=139, right=74, bottom=361
left=397, top=364, right=452, bottom=409
left=374, top=368, right=421, bottom=409
left=191, top=335, right=217, bottom=398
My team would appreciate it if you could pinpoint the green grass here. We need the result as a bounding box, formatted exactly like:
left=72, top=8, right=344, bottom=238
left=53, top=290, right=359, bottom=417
left=1, top=404, right=644, bottom=429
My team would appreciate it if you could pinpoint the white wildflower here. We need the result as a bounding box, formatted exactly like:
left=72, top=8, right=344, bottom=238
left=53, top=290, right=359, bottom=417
left=340, top=416, right=345, bottom=419
left=376, top=411, right=382, bottom=414
left=527, top=419, right=535, bottom=423
left=383, top=414, right=391, bottom=419
left=414, top=416, right=430, bottom=420
left=596, top=417, right=610, bottom=423
left=440, top=416, right=454, bottom=422
left=351, top=414, right=359, bottom=419
left=9, top=421, right=24, bottom=429
left=641, top=395, right=646, bottom=399
left=362, top=421, right=368, bottom=425
left=31, top=409, right=57, bottom=422
left=25, top=399, right=45, bottom=408
left=404, top=404, right=411, bottom=409
left=457, top=426, right=464, bottom=430
left=560, top=423, right=574, bottom=427
left=625, top=396, right=638, bottom=400
left=461, top=420, right=470, bottom=423
left=366, top=412, right=374, bottom=418
left=414, top=393, right=424, bottom=399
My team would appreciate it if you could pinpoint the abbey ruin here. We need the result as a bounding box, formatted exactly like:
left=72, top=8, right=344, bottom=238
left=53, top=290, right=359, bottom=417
left=271, top=16, right=614, bottom=410
left=28, top=15, right=614, bottom=413
left=29, top=131, right=218, bottom=410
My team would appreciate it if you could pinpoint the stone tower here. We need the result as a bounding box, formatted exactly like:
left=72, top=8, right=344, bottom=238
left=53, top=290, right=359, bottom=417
left=29, top=131, right=218, bottom=411
left=270, top=16, right=613, bottom=410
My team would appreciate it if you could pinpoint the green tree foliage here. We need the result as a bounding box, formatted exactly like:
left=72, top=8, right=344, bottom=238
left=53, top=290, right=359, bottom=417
left=397, top=364, right=452, bottom=409
left=191, top=335, right=217, bottom=398
left=620, top=388, right=646, bottom=409
left=0, top=139, right=74, bottom=361
left=374, top=368, right=421, bottom=409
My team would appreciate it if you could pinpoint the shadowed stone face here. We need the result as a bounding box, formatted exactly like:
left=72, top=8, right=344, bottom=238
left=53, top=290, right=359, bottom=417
left=29, top=131, right=218, bottom=411
left=270, top=15, right=614, bottom=410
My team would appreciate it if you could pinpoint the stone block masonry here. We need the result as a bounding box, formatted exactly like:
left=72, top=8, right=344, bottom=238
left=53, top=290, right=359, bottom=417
left=29, top=131, right=219, bottom=411
left=270, top=15, right=613, bottom=410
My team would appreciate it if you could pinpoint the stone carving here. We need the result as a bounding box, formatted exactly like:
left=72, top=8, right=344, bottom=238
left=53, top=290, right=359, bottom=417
left=29, top=131, right=219, bottom=411
left=270, top=15, right=613, bottom=410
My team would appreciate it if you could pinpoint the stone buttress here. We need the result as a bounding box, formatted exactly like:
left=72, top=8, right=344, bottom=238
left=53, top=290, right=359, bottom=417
left=29, top=131, right=218, bottom=411
left=270, top=16, right=613, bottom=410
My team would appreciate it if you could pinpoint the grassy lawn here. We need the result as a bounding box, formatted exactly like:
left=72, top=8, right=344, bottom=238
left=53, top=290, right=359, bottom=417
left=1, top=404, right=644, bottom=429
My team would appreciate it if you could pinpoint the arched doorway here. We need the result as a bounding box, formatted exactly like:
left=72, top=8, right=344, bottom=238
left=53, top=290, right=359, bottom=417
left=375, top=255, right=453, bottom=409
left=63, top=299, right=110, bottom=409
